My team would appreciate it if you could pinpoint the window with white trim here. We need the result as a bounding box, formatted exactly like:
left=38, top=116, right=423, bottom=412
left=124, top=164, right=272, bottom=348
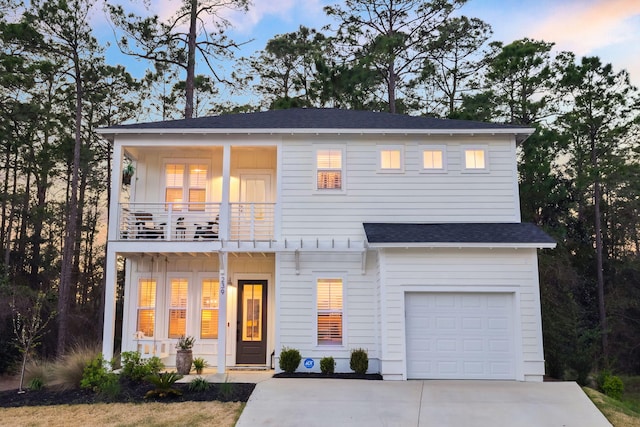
left=168, top=278, right=188, bottom=338
left=317, top=278, right=343, bottom=345
left=421, top=146, right=446, bottom=172
left=316, top=149, right=343, bottom=190
left=200, top=279, right=219, bottom=339
left=378, top=146, right=404, bottom=172
left=165, top=163, right=208, bottom=211
left=137, top=278, right=156, bottom=337
left=463, top=147, right=487, bottom=170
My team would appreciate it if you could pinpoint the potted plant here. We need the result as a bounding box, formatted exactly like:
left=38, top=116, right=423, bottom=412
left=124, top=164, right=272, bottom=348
left=122, top=162, right=135, bottom=185
left=175, top=335, right=195, bottom=375
left=192, top=357, right=208, bottom=375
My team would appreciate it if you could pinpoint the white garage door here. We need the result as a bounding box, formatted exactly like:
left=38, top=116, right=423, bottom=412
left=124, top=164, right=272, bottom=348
left=405, top=292, right=516, bottom=380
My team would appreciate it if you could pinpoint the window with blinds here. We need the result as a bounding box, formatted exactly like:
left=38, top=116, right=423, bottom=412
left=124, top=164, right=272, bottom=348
left=137, top=279, right=156, bottom=337
left=168, top=278, right=188, bottom=338
left=317, top=278, right=343, bottom=345
left=165, top=163, right=208, bottom=211
left=201, top=279, right=219, bottom=339
left=317, top=150, right=343, bottom=190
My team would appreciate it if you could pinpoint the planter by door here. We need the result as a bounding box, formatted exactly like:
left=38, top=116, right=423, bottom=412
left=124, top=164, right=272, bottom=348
left=176, top=350, right=193, bottom=375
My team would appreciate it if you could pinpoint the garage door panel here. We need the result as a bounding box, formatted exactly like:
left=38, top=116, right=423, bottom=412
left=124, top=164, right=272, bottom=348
left=406, top=292, right=516, bottom=380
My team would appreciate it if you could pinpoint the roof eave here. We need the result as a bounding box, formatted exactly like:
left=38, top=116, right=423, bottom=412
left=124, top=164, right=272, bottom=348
left=96, top=127, right=536, bottom=138
left=367, top=242, right=557, bottom=249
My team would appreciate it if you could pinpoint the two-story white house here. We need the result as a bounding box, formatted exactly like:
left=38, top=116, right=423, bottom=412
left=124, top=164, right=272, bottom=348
left=99, top=108, right=555, bottom=381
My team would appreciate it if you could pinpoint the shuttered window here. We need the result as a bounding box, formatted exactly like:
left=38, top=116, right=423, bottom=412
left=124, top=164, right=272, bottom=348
left=317, top=278, right=343, bottom=345
left=317, top=150, right=343, bottom=190
left=168, top=278, right=188, bottom=338
left=137, top=279, right=156, bottom=337
left=201, top=279, right=219, bottom=339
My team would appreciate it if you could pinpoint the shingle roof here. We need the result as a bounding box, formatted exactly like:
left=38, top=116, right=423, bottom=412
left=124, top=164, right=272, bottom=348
left=363, top=223, right=556, bottom=247
left=106, top=108, right=530, bottom=131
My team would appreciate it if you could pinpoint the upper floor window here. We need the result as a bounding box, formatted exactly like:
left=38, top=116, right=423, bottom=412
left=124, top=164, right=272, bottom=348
left=378, top=146, right=404, bottom=173
left=165, top=163, right=208, bottom=211
left=316, top=149, right=343, bottom=190
left=421, top=146, right=446, bottom=173
left=168, top=278, right=188, bottom=338
left=317, top=278, right=343, bottom=346
left=463, top=147, right=487, bottom=170
left=200, top=279, right=219, bottom=339
left=137, top=278, right=156, bottom=337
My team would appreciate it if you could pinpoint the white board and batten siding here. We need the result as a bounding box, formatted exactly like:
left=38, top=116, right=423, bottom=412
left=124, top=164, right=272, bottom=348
left=276, top=251, right=380, bottom=373
left=279, top=134, right=520, bottom=240
left=378, top=248, right=545, bottom=381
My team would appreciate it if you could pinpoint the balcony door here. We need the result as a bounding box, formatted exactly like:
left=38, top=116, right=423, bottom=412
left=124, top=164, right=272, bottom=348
left=235, top=174, right=271, bottom=239
left=236, top=280, right=268, bottom=365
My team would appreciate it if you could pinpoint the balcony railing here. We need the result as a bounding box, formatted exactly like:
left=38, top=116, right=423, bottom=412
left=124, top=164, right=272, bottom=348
left=117, top=202, right=275, bottom=241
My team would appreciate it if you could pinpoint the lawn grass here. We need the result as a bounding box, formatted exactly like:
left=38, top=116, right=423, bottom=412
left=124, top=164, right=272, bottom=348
left=584, top=387, right=640, bottom=427
left=0, top=401, right=245, bottom=427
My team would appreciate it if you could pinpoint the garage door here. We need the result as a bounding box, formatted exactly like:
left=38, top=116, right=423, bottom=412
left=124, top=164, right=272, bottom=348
left=405, top=292, right=516, bottom=380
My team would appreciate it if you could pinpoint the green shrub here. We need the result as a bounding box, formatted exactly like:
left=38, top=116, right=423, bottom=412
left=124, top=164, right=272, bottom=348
left=80, top=354, right=109, bottom=391
left=24, top=359, right=53, bottom=388
left=602, top=375, right=624, bottom=400
left=188, top=376, right=211, bottom=392
left=144, top=371, right=183, bottom=399
left=350, top=348, right=368, bottom=374
left=121, top=351, right=164, bottom=382
left=96, top=375, right=121, bottom=401
left=279, top=347, right=301, bottom=373
left=320, top=357, right=335, bottom=375
left=192, top=357, right=208, bottom=374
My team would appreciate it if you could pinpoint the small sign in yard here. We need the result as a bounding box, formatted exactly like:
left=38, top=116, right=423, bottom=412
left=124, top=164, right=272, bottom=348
left=304, top=358, right=314, bottom=369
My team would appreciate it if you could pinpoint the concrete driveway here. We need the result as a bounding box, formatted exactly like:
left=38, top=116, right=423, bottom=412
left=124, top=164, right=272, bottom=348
left=236, top=379, right=611, bottom=427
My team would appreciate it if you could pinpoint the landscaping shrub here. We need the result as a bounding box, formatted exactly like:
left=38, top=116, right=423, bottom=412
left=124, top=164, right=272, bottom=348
left=121, top=351, right=164, bottom=382
left=602, top=375, right=624, bottom=400
left=320, top=357, right=335, bottom=375
left=279, top=347, right=301, bottom=373
left=51, top=344, right=99, bottom=390
left=144, top=371, right=184, bottom=399
left=24, top=359, right=52, bottom=388
left=350, top=348, right=368, bottom=374
left=27, top=377, right=44, bottom=390
left=80, top=354, right=119, bottom=395
left=188, top=376, right=211, bottom=392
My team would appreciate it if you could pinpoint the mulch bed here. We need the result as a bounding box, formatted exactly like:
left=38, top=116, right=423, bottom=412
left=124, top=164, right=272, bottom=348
left=0, top=379, right=255, bottom=408
left=273, top=372, right=383, bottom=380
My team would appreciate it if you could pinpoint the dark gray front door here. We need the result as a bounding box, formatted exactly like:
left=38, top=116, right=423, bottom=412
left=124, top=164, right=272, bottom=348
left=236, top=280, right=268, bottom=364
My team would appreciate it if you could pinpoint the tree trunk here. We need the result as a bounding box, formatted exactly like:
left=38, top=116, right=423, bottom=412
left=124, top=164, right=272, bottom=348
left=184, top=0, right=198, bottom=119
left=58, top=50, right=83, bottom=355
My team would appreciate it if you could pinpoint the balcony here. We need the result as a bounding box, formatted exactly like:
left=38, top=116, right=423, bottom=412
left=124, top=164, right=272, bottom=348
left=117, top=202, right=275, bottom=242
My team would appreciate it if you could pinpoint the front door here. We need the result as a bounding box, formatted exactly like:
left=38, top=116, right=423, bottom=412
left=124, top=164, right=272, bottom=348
left=236, top=280, right=268, bottom=364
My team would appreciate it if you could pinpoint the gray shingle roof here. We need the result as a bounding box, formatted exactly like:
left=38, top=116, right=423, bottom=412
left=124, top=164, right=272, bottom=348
left=363, top=223, right=556, bottom=246
left=106, top=108, right=530, bottom=131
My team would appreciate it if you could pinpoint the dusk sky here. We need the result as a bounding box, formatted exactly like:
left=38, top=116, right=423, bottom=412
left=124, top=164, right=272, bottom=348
left=97, top=0, right=640, bottom=87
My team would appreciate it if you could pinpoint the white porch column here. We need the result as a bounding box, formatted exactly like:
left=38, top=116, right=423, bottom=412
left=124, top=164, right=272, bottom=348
left=217, top=252, right=228, bottom=373
left=219, top=144, right=231, bottom=240
left=102, top=249, right=117, bottom=362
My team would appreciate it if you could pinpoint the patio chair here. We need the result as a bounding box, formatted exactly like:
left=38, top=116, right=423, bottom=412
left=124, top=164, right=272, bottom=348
left=195, top=215, right=219, bottom=240
left=133, top=212, right=165, bottom=239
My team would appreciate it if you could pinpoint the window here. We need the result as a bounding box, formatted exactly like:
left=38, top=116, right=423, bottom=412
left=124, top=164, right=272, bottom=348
left=378, top=146, right=404, bottom=172
left=317, top=278, right=343, bottom=345
left=137, top=279, right=156, bottom=337
left=201, top=279, right=219, bottom=339
left=316, top=149, right=343, bottom=190
left=168, top=278, right=188, bottom=338
left=421, top=146, right=446, bottom=172
left=165, top=162, right=208, bottom=211
left=464, top=148, right=487, bottom=170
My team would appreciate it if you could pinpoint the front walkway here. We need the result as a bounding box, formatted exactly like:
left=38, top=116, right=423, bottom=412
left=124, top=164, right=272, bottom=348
left=236, top=379, right=611, bottom=427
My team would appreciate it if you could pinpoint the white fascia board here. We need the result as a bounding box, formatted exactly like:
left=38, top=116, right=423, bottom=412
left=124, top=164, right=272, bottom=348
left=366, top=242, right=556, bottom=249
left=96, top=127, right=535, bottom=138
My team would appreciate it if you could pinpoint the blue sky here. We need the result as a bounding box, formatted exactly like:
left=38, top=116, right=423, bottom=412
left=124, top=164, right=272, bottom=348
left=96, top=0, right=640, bottom=89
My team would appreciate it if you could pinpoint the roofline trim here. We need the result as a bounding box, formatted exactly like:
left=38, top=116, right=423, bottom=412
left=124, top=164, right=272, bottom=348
left=96, top=127, right=535, bottom=137
left=366, top=242, right=557, bottom=249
